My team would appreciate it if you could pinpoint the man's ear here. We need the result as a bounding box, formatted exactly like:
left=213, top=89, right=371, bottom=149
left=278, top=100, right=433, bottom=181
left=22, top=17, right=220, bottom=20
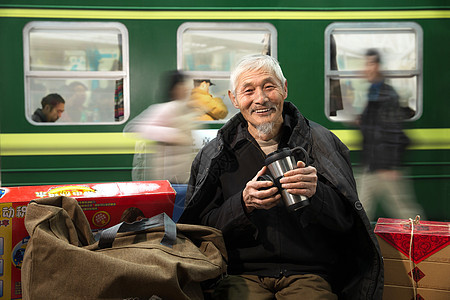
left=228, top=90, right=240, bottom=109
left=42, top=104, right=51, bottom=114
left=283, top=80, right=288, bottom=100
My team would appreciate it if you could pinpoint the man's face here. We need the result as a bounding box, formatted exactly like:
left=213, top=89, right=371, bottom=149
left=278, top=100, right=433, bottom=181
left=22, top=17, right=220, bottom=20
left=228, top=68, right=287, bottom=139
left=364, top=55, right=381, bottom=83
left=44, top=102, right=65, bottom=122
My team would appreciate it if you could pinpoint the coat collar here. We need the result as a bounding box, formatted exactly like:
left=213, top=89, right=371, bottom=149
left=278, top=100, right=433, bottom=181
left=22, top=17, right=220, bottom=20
left=217, top=101, right=311, bottom=151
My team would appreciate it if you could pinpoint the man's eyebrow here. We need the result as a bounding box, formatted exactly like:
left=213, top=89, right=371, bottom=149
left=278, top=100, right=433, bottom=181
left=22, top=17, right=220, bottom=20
left=239, top=82, right=253, bottom=91
left=239, top=77, right=276, bottom=90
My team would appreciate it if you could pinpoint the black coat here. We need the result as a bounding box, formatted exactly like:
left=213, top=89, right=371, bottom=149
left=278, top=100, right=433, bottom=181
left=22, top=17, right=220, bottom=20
left=360, top=82, right=410, bottom=171
left=31, top=108, right=47, bottom=122
left=180, top=102, right=383, bottom=299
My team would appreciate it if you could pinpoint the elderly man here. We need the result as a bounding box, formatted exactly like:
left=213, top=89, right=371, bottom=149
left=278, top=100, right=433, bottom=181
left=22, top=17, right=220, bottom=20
left=179, top=55, right=383, bottom=299
left=31, top=93, right=65, bottom=122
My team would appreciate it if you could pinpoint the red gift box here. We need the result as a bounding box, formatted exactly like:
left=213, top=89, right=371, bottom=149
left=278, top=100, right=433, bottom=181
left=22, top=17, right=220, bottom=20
left=0, top=180, right=176, bottom=299
left=375, top=217, right=450, bottom=300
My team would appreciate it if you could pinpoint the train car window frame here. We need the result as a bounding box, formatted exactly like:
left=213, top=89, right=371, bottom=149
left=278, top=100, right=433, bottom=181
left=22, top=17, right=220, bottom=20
left=23, top=21, right=130, bottom=125
left=177, top=22, right=277, bottom=125
left=324, top=22, right=423, bottom=122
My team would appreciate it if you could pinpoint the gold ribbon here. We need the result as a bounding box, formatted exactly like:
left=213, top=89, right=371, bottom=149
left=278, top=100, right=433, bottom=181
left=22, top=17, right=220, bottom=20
left=407, top=215, right=421, bottom=300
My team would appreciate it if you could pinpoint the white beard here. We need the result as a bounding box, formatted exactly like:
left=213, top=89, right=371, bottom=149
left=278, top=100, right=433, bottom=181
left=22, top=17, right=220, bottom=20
left=255, top=122, right=274, bottom=138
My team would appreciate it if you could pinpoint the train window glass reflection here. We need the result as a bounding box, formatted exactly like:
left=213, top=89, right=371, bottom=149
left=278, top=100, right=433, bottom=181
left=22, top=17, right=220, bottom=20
left=325, top=22, right=423, bottom=122
left=30, top=79, right=119, bottom=123
left=23, top=22, right=129, bottom=125
left=179, top=23, right=275, bottom=72
left=177, top=22, right=277, bottom=122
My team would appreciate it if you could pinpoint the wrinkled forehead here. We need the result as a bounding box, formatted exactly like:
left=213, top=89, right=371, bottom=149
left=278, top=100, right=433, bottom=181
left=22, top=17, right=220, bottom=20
left=236, top=67, right=281, bottom=87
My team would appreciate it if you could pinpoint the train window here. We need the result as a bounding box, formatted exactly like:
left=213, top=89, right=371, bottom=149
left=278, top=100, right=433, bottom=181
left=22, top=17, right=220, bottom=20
left=325, top=22, right=423, bottom=122
left=23, top=22, right=129, bottom=125
left=178, top=22, right=276, bottom=72
left=177, top=22, right=277, bottom=123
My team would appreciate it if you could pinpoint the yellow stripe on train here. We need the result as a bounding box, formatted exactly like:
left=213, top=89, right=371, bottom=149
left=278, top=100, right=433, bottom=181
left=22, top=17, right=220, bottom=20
left=0, top=9, right=449, bottom=20
left=0, top=129, right=448, bottom=156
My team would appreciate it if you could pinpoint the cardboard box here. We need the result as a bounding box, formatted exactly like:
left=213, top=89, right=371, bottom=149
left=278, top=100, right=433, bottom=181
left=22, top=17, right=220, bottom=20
left=383, top=284, right=450, bottom=300
left=375, top=218, right=450, bottom=299
left=382, top=257, right=450, bottom=290
left=0, top=180, right=176, bottom=299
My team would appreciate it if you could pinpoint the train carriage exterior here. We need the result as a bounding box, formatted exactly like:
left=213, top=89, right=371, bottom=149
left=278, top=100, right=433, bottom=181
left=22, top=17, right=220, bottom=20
left=0, top=1, right=449, bottom=223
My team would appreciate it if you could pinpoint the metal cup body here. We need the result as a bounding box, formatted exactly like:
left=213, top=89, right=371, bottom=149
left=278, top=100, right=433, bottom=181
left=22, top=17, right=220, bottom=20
left=266, top=154, right=309, bottom=210
left=266, top=155, right=296, bottom=179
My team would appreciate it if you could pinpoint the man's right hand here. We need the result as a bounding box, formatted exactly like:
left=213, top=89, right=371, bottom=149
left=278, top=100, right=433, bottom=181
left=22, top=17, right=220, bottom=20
left=242, top=166, right=281, bottom=213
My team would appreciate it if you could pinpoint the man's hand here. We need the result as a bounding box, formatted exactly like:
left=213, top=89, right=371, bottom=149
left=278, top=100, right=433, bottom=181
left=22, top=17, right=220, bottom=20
left=242, top=166, right=281, bottom=213
left=279, top=161, right=317, bottom=198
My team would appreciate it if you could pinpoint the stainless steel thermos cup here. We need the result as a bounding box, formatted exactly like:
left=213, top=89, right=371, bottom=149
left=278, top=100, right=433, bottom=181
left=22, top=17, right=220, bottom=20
left=258, top=146, right=310, bottom=212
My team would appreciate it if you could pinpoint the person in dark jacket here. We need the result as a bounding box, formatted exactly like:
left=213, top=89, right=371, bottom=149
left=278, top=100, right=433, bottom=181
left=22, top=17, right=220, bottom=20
left=179, top=55, right=383, bottom=299
left=31, top=93, right=65, bottom=122
left=357, top=48, right=425, bottom=221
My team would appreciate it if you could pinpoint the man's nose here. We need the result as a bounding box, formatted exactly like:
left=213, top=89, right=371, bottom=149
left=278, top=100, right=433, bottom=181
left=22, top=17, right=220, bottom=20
left=254, top=87, right=268, bottom=103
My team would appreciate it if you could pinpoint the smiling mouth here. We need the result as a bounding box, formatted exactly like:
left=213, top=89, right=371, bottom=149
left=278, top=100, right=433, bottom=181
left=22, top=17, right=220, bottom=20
left=253, top=107, right=274, bottom=114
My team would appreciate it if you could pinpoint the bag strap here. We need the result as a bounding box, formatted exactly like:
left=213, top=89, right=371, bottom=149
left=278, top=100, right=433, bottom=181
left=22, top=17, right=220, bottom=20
left=98, top=213, right=176, bottom=249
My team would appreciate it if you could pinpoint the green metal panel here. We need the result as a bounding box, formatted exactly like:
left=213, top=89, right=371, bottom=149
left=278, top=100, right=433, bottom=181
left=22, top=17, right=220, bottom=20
left=0, top=2, right=448, bottom=221
left=1, top=154, right=134, bottom=186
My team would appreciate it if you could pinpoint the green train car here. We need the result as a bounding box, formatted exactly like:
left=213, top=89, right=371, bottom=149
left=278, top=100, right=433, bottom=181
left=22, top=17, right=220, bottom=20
left=0, top=1, right=448, bottom=221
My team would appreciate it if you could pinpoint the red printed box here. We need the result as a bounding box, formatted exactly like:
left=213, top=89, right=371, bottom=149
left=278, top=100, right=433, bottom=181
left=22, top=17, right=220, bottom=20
left=0, top=180, right=176, bottom=300
left=374, top=217, right=450, bottom=300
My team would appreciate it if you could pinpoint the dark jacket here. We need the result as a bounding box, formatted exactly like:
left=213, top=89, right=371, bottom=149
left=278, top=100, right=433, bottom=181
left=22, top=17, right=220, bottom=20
left=31, top=108, right=47, bottom=122
left=360, top=82, right=410, bottom=171
left=180, top=102, right=383, bottom=299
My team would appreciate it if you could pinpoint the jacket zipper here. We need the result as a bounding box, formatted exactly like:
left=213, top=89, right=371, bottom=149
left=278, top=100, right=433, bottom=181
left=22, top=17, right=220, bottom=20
left=247, top=137, right=285, bottom=276
left=246, top=138, right=267, bottom=160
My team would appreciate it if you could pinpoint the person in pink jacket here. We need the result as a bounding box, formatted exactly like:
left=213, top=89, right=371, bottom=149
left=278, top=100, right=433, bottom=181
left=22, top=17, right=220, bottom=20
left=124, top=71, right=201, bottom=184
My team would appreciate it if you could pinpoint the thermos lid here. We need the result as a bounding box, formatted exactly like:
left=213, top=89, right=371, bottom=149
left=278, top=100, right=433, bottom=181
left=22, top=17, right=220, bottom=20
left=265, top=148, right=292, bottom=165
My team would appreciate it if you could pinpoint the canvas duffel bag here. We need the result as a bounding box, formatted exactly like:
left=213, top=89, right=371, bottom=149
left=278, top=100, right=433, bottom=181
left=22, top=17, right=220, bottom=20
left=21, top=196, right=227, bottom=300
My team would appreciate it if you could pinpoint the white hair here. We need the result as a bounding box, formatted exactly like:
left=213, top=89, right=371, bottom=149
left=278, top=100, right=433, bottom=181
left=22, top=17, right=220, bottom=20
left=229, top=54, right=286, bottom=95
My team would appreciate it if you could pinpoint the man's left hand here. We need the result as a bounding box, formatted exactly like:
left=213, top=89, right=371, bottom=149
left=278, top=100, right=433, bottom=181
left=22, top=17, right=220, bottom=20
left=279, top=161, right=317, bottom=198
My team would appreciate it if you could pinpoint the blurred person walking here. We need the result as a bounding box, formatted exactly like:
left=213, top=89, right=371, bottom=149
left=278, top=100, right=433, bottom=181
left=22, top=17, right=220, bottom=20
left=357, top=48, right=425, bottom=221
left=124, top=70, right=200, bottom=184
